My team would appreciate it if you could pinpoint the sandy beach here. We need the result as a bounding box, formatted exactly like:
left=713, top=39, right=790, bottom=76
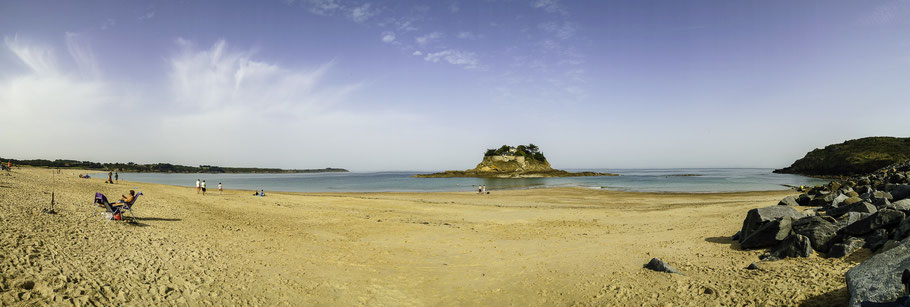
left=0, top=167, right=861, bottom=306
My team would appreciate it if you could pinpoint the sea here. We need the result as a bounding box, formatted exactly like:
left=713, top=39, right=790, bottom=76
left=98, top=168, right=829, bottom=193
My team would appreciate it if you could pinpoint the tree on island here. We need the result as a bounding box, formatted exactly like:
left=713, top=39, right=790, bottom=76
left=483, top=144, right=547, bottom=162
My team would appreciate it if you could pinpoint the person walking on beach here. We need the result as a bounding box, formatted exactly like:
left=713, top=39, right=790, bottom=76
left=107, top=171, right=113, bottom=184
left=196, top=179, right=201, bottom=194
left=201, top=180, right=207, bottom=196
left=478, top=185, right=483, bottom=194
left=218, top=182, right=223, bottom=194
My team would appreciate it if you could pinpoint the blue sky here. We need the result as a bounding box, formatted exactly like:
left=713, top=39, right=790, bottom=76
left=1, top=0, right=909, bottom=171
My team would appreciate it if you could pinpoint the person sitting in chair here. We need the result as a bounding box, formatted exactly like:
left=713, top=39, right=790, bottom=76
left=112, top=190, right=136, bottom=209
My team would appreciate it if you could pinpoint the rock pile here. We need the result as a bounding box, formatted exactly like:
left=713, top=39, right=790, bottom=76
left=737, top=161, right=910, bottom=305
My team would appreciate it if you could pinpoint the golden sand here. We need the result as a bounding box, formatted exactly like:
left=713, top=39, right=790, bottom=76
left=0, top=167, right=860, bottom=305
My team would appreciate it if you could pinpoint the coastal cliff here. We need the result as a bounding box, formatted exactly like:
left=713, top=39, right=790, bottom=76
left=774, top=137, right=910, bottom=177
left=415, top=144, right=618, bottom=178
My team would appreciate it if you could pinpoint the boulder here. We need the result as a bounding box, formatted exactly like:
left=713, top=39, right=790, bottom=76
left=832, top=194, right=850, bottom=207
left=826, top=201, right=877, bottom=218
left=741, top=217, right=794, bottom=249
left=797, top=194, right=812, bottom=206
left=842, top=196, right=863, bottom=206
left=846, top=238, right=910, bottom=306
left=890, top=199, right=910, bottom=212
left=842, top=209, right=906, bottom=236
left=828, top=237, right=865, bottom=258
left=839, top=212, right=873, bottom=228
left=644, top=258, right=683, bottom=274
left=872, top=198, right=891, bottom=209
left=864, top=229, right=889, bottom=251
left=888, top=185, right=910, bottom=201
left=892, top=217, right=910, bottom=241
left=879, top=240, right=901, bottom=254
left=777, top=195, right=800, bottom=207
left=809, top=197, right=830, bottom=207
left=792, top=216, right=839, bottom=252
left=761, top=234, right=813, bottom=261
left=739, top=206, right=802, bottom=243
left=746, top=262, right=760, bottom=270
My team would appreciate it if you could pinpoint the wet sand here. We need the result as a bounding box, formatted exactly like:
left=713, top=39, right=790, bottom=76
left=0, top=167, right=860, bottom=305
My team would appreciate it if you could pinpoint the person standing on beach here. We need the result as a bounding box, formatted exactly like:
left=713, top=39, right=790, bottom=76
left=201, top=180, right=207, bottom=196
left=478, top=185, right=482, bottom=194
left=108, top=171, right=113, bottom=184
left=196, top=179, right=201, bottom=194
left=114, top=172, right=119, bottom=183
left=482, top=185, right=486, bottom=194
left=218, top=182, right=223, bottom=194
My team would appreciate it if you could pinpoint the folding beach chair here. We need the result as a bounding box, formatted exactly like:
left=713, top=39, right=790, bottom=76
left=92, top=192, right=143, bottom=222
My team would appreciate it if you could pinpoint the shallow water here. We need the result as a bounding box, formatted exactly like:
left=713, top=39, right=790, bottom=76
left=98, top=168, right=828, bottom=193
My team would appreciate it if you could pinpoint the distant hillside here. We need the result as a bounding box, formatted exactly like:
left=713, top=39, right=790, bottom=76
left=773, top=137, right=910, bottom=176
left=416, top=144, right=617, bottom=178
left=0, top=157, right=348, bottom=174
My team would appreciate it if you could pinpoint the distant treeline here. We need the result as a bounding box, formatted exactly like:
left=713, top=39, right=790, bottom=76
left=0, top=157, right=348, bottom=174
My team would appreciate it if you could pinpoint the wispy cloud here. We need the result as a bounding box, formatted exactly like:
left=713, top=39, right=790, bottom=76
left=456, top=31, right=478, bottom=40
left=531, top=0, right=566, bottom=15
left=351, top=3, right=375, bottom=23
left=858, top=1, right=910, bottom=25
left=415, top=31, right=443, bottom=45
left=100, top=18, right=116, bottom=30
left=381, top=31, right=396, bottom=43
left=4, top=35, right=58, bottom=76
left=138, top=10, right=155, bottom=21
left=423, top=49, right=479, bottom=69
left=65, top=32, right=100, bottom=78
left=538, top=21, right=576, bottom=39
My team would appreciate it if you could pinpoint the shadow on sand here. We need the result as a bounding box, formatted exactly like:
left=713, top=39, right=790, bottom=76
left=799, top=286, right=848, bottom=306
left=704, top=236, right=743, bottom=251
left=136, top=217, right=182, bottom=222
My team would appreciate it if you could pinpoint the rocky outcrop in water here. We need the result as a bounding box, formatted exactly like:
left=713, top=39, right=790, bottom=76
left=415, top=144, right=618, bottom=178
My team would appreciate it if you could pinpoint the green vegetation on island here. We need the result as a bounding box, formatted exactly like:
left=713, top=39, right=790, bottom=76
left=773, top=136, right=910, bottom=177
left=416, top=144, right=618, bottom=178
left=0, top=157, right=348, bottom=174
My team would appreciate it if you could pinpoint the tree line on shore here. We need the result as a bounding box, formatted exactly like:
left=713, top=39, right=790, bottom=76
left=0, top=157, right=347, bottom=174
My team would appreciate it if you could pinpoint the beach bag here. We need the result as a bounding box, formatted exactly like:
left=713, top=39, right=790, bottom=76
left=114, top=213, right=122, bottom=221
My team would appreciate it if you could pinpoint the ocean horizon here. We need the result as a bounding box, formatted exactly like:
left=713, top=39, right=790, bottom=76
left=95, top=168, right=829, bottom=193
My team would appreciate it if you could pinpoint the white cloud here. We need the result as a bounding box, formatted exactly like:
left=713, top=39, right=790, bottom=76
left=100, top=18, right=116, bottom=30
left=138, top=10, right=155, bottom=21
left=351, top=3, right=375, bottom=23
left=456, top=31, right=478, bottom=40
left=423, top=49, right=479, bottom=69
left=381, top=31, right=396, bottom=43
left=531, top=0, right=565, bottom=14
left=412, top=50, right=422, bottom=56
left=4, top=36, right=58, bottom=76
left=65, top=32, right=100, bottom=78
left=415, top=31, right=443, bottom=45
left=538, top=21, right=576, bottom=39
left=304, top=0, right=342, bottom=15
left=449, top=2, right=460, bottom=13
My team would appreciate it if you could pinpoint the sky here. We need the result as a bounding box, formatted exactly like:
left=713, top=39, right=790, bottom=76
left=1, top=0, right=909, bottom=171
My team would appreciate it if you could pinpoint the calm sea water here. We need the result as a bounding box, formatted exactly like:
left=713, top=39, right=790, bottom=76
left=99, top=168, right=828, bottom=193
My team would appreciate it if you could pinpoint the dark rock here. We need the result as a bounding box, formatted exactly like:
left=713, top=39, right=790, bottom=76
left=828, top=237, right=865, bottom=258
left=644, top=258, right=683, bottom=274
left=746, top=262, right=760, bottom=270
left=826, top=201, right=877, bottom=218
left=840, top=212, right=873, bottom=228
left=761, top=234, right=813, bottom=261
left=778, top=195, right=800, bottom=207
left=741, top=217, right=794, bottom=249
left=842, top=209, right=906, bottom=236
left=864, top=229, right=889, bottom=251
left=792, top=216, right=839, bottom=252
left=856, top=185, right=873, bottom=194
left=832, top=194, right=850, bottom=207
left=846, top=238, right=910, bottom=306
left=872, top=198, right=892, bottom=209
left=739, top=206, right=802, bottom=244
left=797, top=194, right=812, bottom=206
left=809, top=197, right=830, bottom=207
left=892, top=217, right=910, bottom=241
left=888, top=185, right=910, bottom=201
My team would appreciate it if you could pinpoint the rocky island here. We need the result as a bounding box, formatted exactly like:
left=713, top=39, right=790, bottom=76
left=415, top=144, right=619, bottom=178
left=774, top=136, right=910, bottom=177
